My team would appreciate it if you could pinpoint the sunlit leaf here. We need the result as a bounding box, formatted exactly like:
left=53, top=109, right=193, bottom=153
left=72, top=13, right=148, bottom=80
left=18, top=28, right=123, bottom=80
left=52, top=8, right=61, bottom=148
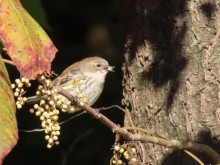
left=0, top=0, right=57, bottom=79
left=0, top=55, right=18, bottom=164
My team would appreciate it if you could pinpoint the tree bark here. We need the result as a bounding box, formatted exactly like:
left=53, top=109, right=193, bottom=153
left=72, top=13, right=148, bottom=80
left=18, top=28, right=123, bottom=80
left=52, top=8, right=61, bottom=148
left=121, top=0, right=220, bottom=164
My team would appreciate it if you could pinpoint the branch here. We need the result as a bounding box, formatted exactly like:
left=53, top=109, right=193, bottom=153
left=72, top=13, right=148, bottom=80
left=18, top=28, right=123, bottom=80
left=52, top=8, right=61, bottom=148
left=57, top=87, right=119, bottom=131
left=56, top=87, right=220, bottom=164
left=117, top=128, right=220, bottom=164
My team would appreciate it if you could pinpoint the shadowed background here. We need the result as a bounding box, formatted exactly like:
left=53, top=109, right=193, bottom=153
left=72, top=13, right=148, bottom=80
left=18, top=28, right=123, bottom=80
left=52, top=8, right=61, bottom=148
left=3, top=0, right=123, bottom=165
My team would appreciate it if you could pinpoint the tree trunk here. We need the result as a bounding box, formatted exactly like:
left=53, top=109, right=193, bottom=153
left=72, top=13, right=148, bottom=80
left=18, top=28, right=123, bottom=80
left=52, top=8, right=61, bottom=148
left=121, top=0, right=220, bottom=164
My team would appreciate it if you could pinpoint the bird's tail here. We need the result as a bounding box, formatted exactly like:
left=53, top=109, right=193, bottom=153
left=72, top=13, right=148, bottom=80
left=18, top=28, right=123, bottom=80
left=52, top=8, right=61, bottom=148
left=26, top=95, right=48, bottom=104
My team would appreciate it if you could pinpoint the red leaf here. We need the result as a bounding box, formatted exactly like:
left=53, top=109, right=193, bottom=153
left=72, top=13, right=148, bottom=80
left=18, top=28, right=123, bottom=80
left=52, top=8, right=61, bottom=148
left=0, top=0, right=57, bottom=79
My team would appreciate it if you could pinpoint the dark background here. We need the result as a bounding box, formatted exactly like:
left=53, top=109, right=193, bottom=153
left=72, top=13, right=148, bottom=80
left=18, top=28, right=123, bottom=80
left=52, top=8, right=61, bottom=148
left=3, top=0, right=123, bottom=165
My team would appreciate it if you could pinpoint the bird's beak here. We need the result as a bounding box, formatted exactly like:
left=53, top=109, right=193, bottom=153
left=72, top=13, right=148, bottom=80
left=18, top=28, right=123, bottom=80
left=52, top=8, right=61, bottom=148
left=104, top=65, right=115, bottom=72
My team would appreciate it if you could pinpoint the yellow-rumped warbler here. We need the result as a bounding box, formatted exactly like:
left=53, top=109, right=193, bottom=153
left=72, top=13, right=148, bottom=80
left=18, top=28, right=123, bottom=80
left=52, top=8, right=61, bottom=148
left=27, top=56, right=114, bottom=112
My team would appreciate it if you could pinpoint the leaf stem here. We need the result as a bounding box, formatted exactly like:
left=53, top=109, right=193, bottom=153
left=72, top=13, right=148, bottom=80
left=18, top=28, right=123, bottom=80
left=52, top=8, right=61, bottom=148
left=3, top=59, right=15, bottom=66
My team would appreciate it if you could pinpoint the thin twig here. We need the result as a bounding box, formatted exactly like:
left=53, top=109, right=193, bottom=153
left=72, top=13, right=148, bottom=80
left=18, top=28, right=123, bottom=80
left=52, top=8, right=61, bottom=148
left=19, top=128, right=44, bottom=132
left=59, top=111, right=86, bottom=125
left=124, top=126, right=164, bottom=138
left=3, top=59, right=15, bottom=66
left=97, top=105, right=126, bottom=112
left=184, top=150, right=205, bottom=165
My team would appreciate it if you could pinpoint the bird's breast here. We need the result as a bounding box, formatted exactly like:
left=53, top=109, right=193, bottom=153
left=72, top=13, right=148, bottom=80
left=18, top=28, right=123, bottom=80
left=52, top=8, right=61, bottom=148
left=59, top=76, right=104, bottom=107
left=79, top=77, right=104, bottom=106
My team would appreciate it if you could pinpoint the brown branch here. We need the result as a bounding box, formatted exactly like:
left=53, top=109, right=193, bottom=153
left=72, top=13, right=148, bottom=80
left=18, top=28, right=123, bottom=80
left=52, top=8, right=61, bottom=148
left=117, top=128, right=220, bottom=164
left=3, top=59, right=15, bottom=66
left=57, top=87, right=119, bottom=131
left=56, top=87, right=220, bottom=165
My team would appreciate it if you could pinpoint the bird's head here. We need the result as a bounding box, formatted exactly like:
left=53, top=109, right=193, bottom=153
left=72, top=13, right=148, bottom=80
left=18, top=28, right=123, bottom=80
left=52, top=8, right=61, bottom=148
left=80, top=56, right=114, bottom=82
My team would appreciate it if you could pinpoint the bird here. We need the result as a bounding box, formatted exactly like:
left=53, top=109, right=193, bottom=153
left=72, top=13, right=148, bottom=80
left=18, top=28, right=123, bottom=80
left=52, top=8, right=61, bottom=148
left=27, top=56, right=114, bottom=112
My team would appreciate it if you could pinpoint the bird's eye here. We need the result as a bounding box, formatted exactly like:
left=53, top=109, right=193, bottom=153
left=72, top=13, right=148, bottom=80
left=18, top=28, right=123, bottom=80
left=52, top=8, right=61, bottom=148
left=96, top=64, right=101, bottom=67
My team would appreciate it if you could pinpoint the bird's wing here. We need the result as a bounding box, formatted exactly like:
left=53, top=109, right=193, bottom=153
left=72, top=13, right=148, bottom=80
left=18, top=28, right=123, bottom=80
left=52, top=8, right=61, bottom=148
left=53, top=62, right=85, bottom=89
left=60, top=61, right=80, bottom=75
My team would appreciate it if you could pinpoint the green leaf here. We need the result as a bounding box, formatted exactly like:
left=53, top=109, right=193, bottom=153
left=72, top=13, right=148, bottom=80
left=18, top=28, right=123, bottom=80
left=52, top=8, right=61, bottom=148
left=0, top=0, right=57, bottom=79
left=0, top=55, right=18, bottom=164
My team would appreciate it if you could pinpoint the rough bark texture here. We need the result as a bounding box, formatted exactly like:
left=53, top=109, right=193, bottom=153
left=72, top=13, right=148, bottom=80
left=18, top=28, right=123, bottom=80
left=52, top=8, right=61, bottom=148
left=121, top=0, right=220, bottom=164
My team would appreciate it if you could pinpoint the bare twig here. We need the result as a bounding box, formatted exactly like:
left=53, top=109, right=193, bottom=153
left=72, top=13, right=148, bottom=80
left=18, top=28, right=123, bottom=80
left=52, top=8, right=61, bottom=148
left=56, top=87, right=220, bottom=165
left=124, top=126, right=164, bottom=138
left=59, top=111, right=86, bottom=125
left=19, top=128, right=44, bottom=132
left=3, top=59, right=15, bottom=66
left=97, top=105, right=126, bottom=112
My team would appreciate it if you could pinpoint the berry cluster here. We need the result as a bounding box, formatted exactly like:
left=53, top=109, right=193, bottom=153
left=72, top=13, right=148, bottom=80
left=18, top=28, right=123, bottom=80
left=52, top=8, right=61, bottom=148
left=30, top=102, right=60, bottom=148
left=11, top=77, right=31, bottom=109
left=11, top=75, right=89, bottom=148
left=30, top=75, right=63, bottom=148
left=112, top=143, right=138, bottom=165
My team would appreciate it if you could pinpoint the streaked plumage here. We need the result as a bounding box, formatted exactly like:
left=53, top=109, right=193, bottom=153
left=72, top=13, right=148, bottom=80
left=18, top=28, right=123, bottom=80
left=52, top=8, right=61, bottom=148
left=27, top=56, right=114, bottom=112
left=53, top=56, right=113, bottom=107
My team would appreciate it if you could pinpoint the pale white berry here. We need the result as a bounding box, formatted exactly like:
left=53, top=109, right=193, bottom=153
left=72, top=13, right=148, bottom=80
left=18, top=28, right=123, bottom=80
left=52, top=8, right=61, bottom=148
left=131, top=158, right=137, bottom=162
left=131, top=147, right=136, bottom=153
left=34, top=104, right=39, bottom=109
left=48, top=138, right=53, bottom=144
left=119, top=148, right=124, bottom=153
left=53, top=136, right=58, bottom=141
left=45, top=135, right=50, bottom=140
left=117, top=160, right=123, bottom=165
left=11, top=84, right=16, bottom=89
left=15, top=79, right=20, bottom=84
left=16, top=104, right=22, bottom=109
left=14, top=92, right=19, bottom=97
left=47, top=144, right=52, bottom=149
left=114, top=145, right=120, bottom=151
